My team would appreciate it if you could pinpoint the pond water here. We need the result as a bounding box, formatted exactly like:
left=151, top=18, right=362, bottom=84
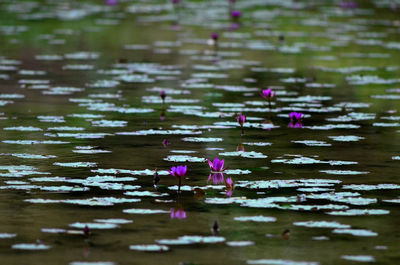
left=0, top=0, right=399, bottom=264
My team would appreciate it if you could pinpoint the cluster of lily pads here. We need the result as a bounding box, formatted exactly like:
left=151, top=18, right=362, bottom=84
left=167, top=86, right=303, bottom=193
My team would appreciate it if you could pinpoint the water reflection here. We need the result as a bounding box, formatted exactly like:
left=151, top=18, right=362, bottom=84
left=170, top=196, right=187, bottom=219
left=160, top=107, right=166, bottom=121
left=162, top=139, right=170, bottom=147
left=236, top=142, right=245, bottom=152
left=288, top=121, right=303, bottom=128
left=225, top=177, right=234, bottom=197
left=208, top=172, right=225, bottom=185
left=170, top=207, right=187, bottom=219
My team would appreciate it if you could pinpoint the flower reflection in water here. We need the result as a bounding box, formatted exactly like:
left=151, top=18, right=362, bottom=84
left=208, top=172, right=225, bottom=185
left=288, top=121, right=303, bottom=128
left=236, top=142, right=245, bottom=152
left=207, top=172, right=234, bottom=196
left=225, top=177, right=235, bottom=197
left=170, top=196, right=186, bottom=219
left=162, top=139, right=169, bottom=147
left=160, top=108, right=166, bottom=121
left=170, top=208, right=187, bottom=219
left=229, top=22, right=241, bottom=30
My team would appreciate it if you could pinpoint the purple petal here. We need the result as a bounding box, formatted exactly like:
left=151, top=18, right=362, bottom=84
left=220, top=159, right=225, bottom=171
left=207, top=159, right=214, bottom=169
left=181, top=165, right=187, bottom=176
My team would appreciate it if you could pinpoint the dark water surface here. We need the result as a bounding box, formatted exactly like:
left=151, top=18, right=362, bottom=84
left=0, top=0, right=399, bottom=264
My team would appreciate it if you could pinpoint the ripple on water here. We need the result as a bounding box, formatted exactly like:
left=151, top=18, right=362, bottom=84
left=3, top=126, right=42, bottom=131
left=182, top=137, right=223, bottom=142
left=320, top=170, right=368, bottom=175
left=327, top=209, right=390, bottom=216
left=226, top=241, right=255, bottom=247
left=47, top=126, right=85, bottom=131
left=332, top=229, right=378, bottom=237
left=234, top=216, right=277, bottom=222
left=129, top=244, right=169, bottom=252
left=383, top=198, right=400, bottom=204
left=94, top=219, right=133, bottom=224
left=46, top=133, right=112, bottom=139
left=342, top=184, right=400, bottom=191
left=69, top=222, right=119, bottom=229
left=25, top=197, right=140, bottom=206
left=123, top=209, right=169, bottom=214
left=0, top=233, right=17, bottom=239
left=163, top=155, right=206, bottom=162
left=69, top=262, right=117, bottom=265
left=117, top=129, right=201, bottom=136
left=73, top=146, right=111, bottom=154
left=5, top=153, right=57, bottom=159
left=156, top=235, right=225, bottom=245
left=12, top=243, right=51, bottom=250
left=328, top=135, right=365, bottom=142
left=3, top=140, right=69, bottom=145
left=292, top=140, right=331, bottom=147
left=293, top=221, right=350, bottom=229
left=247, top=259, right=320, bottom=265
left=219, top=151, right=267, bottom=159
left=53, top=162, right=97, bottom=168
left=124, top=191, right=168, bottom=197
left=341, top=255, right=375, bottom=263
left=41, top=228, right=66, bottom=234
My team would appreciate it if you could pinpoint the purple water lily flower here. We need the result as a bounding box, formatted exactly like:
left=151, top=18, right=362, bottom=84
left=168, top=165, right=187, bottom=192
left=211, top=32, right=219, bottom=41
left=207, top=157, right=226, bottom=172
left=261, top=88, right=275, bottom=99
left=208, top=172, right=225, bottom=185
left=237, top=114, right=246, bottom=135
left=289, top=112, right=303, bottom=121
left=160, top=90, right=166, bottom=102
left=231, top=10, right=241, bottom=19
left=172, top=0, right=180, bottom=3
left=170, top=208, right=187, bottom=219
left=105, top=0, right=118, bottom=5
left=168, top=165, right=187, bottom=177
left=237, top=114, right=246, bottom=126
left=339, top=1, right=357, bottom=9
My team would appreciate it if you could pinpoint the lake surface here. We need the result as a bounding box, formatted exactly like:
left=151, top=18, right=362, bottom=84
left=0, top=0, right=399, bottom=264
